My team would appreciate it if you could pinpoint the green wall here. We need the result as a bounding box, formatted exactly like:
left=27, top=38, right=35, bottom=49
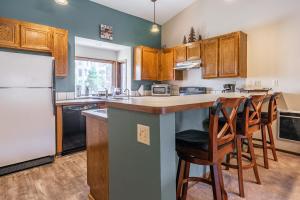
left=0, top=0, right=161, bottom=92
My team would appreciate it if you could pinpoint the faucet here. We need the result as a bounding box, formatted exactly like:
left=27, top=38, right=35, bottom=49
left=104, top=88, right=109, bottom=99
left=124, top=89, right=130, bottom=99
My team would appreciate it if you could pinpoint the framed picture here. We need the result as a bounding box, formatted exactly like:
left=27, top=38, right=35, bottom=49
left=100, top=24, right=113, bottom=40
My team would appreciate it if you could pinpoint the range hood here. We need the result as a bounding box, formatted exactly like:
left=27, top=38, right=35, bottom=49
left=174, top=60, right=202, bottom=70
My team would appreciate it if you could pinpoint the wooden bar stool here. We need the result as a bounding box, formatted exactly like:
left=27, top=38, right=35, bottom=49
left=176, top=97, right=243, bottom=200
left=224, top=95, right=265, bottom=198
left=257, top=93, right=280, bottom=169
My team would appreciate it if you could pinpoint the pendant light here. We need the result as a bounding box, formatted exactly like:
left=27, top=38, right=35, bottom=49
left=55, top=0, right=69, bottom=6
left=150, top=0, right=160, bottom=33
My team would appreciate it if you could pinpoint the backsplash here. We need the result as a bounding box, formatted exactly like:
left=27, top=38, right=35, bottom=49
left=56, top=92, right=75, bottom=101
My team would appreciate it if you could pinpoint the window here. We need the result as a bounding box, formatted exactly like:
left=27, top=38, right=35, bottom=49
left=75, top=57, right=120, bottom=97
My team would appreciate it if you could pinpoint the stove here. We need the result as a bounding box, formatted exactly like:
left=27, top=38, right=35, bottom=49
left=179, top=87, right=207, bottom=96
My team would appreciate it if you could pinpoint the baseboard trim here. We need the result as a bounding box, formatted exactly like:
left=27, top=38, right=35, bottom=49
left=0, top=156, right=54, bottom=176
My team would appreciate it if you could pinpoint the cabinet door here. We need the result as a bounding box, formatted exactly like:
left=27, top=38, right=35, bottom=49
left=202, top=38, right=219, bottom=78
left=174, top=45, right=187, bottom=63
left=219, top=33, right=239, bottom=77
left=142, top=47, right=158, bottom=80
left=20, top=22, right=53, bottom=52
left=187, top=42, right=201, bottom=61
left=53, top=28, right=68, bottom=77
left=160, top=48, right=174, bottom=81
left=0, top=18, right=20, bottom=48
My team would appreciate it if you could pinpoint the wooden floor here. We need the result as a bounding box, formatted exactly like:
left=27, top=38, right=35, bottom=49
left=0, top=152, right=89, bottom=200
left=0, top=150, right=299, bottom=200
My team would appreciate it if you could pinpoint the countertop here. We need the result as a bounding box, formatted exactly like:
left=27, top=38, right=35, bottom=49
left=82, top=109, right=108, bottom=121
left=56, top=98, right=106, bottom=106
left=106, top=93, right=272, bottom=114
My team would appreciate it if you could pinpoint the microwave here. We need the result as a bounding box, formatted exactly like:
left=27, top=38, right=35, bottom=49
left=151, top=84, right=171, bottom=96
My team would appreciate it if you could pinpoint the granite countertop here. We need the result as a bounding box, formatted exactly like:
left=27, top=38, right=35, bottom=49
left=56, top=98, right=106, bottom=106
left=82, top=109, right=108, bottom=121
left=106, top=93, right=272, bottom=114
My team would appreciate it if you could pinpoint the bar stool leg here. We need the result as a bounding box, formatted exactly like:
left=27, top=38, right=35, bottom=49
left=225, top=154, right=231, bottom=170
left=236, top=136, right=245, bottom=198
left=267, top=124, right=278, bottom=162
left=218, top=162, right=228, bottom=200
left=210, top=164, right=222, bottom=200
left=181, top=162, right=190, bottom=200
left=176, top=159, right=185, bottom=200
left=261, top=124, right=269, bottom=169
left=248, top=137, right=261, bottom=185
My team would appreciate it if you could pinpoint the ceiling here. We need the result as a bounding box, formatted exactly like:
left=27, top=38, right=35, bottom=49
left=89, top=0, right=198, bottom=25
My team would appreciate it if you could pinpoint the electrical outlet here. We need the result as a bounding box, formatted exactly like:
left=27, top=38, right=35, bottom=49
left=137, top=124, right=150, bottom=146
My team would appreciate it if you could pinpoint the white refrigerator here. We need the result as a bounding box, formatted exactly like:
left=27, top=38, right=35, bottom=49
left=0, top=51, right=56, bottom=175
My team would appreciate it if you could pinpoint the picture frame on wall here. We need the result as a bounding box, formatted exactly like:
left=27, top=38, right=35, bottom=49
left=100, top=24, right=113, bottom=40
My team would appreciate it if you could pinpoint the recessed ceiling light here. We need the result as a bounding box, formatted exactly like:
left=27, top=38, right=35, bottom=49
left=55, top=0, right=69, bottom=6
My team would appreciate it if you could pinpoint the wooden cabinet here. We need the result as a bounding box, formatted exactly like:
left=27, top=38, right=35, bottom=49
left=174, top=45, right=187, bottom=63
left=134, top=46, right=159, bottom=80
left=202, top=32, right=247, bottom=79
left=0, top=18, right=20, bottom=48
left=160, top=48, right=174, bottom=81
left=202, top=38, right=219, bottom=78
left=0, top=17, right=69, bottom=77
left=20, top=22, right=53, bottom=52
left=53, top=28, right=68, bottom=77
left=219, top=33, right=239, bottom=77
left=186, top=42, right=201, bottom=61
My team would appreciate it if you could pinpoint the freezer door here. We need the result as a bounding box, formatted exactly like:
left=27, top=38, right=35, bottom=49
left=0, top=51, right=53, bottom=87
left=0, top=88, right=55, bottom=167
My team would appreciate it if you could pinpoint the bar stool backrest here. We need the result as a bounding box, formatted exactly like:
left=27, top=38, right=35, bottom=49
left=209, top=97, right=244, bottom=160
left=241, top=95, right=266, bottom=135
left=268, top=93, right=280, bottom=124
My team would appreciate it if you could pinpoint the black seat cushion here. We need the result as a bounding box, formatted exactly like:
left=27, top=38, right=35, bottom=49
left=176, top=130, right=210, bottom=151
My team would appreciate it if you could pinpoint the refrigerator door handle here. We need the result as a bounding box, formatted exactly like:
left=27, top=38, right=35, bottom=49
left=51, top=60, right=56, bottom=116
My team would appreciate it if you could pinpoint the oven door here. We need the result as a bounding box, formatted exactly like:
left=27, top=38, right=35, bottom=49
left=278, top=111, right=300, bottom=143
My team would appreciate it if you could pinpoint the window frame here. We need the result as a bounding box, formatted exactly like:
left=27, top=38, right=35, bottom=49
left=75, top=56, right=121, bottom=95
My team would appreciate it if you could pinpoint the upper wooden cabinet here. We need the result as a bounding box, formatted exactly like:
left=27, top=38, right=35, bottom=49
left=160, top=48, right=174, bottom=81
left=202, top=32, right=247, bottom=79
left=0, top=18, right=20, bottom=48
left=202, top=38, right=219, bottom=78
left=20, top=22, right=53, bottom=52
left=134, top=46, right=159, bottom=80
left=53, top=28, right=68, bottom=77
left=174, top=45, right=187, bottom=63
left=0, top=17, right=69, bottom=77
left=186, top=42, right=201, bottom=61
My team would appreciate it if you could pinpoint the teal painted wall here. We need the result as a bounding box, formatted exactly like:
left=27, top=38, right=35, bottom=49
left=0, top=0, right=161, bottom=92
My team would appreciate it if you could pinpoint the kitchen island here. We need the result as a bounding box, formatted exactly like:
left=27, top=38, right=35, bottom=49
left=85, top=93, right=273, bottom=200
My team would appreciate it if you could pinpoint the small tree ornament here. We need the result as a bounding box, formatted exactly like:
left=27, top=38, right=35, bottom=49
left=183, top=35, right=187, bottom=44
left=188, top=27, right=196, bottom=43
left=198, top=34, right=202, bottom=41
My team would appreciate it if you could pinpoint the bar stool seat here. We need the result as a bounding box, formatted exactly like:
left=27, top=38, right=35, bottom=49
left=176, top=97, right=244, bottom=200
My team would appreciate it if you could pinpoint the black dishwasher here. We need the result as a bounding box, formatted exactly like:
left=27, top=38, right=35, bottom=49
left=62, top=104, right=98, bottom=155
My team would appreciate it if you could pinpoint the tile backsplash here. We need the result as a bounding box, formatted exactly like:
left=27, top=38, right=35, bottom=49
left=56, top=92, right=75, bottom=101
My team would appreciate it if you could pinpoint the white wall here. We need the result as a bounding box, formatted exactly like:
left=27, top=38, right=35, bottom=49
left=117, top=48, right=132, bottom=90
left=162, top=0, right=300, bottom=152
left=75, top=45, right=118, bottom=61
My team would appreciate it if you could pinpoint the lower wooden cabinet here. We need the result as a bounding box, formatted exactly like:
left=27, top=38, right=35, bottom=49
left=202, top=38, right=219, bottom=78
left=134, top=46, right=159, bottom=80
left=20, top=22, right=53, bottom=52
left=0, top=18, right=20, bottom=48
left=53, top=28, right=68, bottom=77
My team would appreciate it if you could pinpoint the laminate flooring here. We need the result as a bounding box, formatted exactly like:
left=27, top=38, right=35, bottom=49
left=0, top=150, right=299, bottom=200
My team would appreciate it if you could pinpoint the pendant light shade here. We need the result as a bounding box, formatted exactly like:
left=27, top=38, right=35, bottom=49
left=151, top=24, right=159, bottom=33
left=150, top=0, right=159, bottom=33
left=55, top=0, right=69, bottom=5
